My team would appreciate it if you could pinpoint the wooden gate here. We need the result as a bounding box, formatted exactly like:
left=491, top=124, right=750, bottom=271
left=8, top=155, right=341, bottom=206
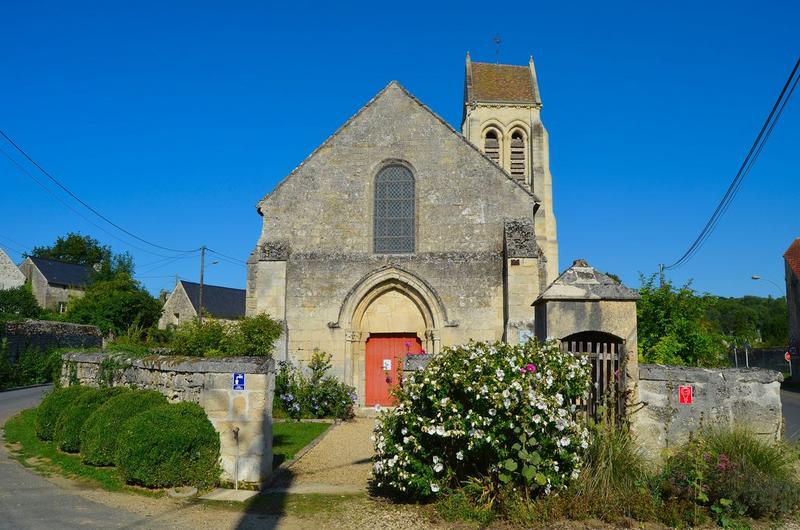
left=561, top=333, right=627, bottom=423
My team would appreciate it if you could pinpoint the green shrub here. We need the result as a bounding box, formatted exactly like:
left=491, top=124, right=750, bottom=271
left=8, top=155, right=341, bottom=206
left=0, top=347, right=63, bottom=391
left=116, top=402, right=220, bottom=489
left=53, top=387, right=126, bottom=453
left=662, top=428, right=800, bottom=520
left=81, top=389, right=168, bottom=466
left=373, top=340, right=592, bottom=499
left=171, top=319, right=226, bottom=357
left=171, top=314, right=282, bottom=357
left=224, top=314, right=283, bottom=357
left=275, top=350, right=356, bottom=420
left=35, top=385, right=88, bottom=440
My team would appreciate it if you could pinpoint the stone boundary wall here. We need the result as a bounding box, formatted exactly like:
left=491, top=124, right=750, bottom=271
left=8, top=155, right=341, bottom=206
left=632, top=364, right=783, bottom=458
left=61, top=352, right=274, bottom=487
left=1, top=319, right=102, bottom=361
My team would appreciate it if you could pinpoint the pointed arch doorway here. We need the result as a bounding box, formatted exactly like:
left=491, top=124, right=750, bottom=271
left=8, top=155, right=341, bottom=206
left=340, top=267, right=446, bottom=407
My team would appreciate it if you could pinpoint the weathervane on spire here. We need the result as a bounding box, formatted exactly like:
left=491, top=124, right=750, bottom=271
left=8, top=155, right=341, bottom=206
left=493, top=35, right=502, bottom=64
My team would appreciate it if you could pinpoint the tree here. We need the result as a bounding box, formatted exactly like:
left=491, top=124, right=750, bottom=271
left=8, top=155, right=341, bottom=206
left=64, top=274, right=161, bottom=335
left=706, top=295, right=788, bottom=347
left=0, top=284, right=41, bottom=322
left=637, top=274, right=726, bottom=367
left=30, top=233, right=133, bottom=281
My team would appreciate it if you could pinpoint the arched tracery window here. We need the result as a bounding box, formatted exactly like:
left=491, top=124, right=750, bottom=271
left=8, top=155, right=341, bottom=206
left=509, top=129, right=526, bottom=180
left=483, top=129, right=501, bottom=165
left=374, top=165, right=415, bottom=254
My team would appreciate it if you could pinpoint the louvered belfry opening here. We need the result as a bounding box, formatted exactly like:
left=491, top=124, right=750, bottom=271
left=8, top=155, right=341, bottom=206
left=510, top=130, right=526, bottom=180
left=483, top=129, right=501, bottom=165
left=374, top=165, right=415, bottom=254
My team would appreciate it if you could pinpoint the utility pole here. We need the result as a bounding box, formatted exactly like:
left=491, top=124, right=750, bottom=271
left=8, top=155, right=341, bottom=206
left=658, top=263, right=665, bottom=287
left=199, top=246, right=206, bottom=324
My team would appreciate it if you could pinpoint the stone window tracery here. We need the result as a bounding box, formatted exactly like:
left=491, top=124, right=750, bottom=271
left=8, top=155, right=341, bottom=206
left=374, top=165, right=415, bottom=254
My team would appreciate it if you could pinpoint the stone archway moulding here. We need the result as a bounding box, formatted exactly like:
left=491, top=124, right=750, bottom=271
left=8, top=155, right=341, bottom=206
left=330, top=265, right=453, bottom=331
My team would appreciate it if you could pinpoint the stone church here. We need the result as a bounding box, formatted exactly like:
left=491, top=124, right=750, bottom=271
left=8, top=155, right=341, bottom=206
left=247, top=55, right=561, bottom=406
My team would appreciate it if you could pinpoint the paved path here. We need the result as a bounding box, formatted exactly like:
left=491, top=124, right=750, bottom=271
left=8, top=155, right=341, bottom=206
left=0, top=385, right=146, bottom=530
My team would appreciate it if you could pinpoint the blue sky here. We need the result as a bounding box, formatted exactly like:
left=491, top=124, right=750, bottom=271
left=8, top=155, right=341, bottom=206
left=0, top=0, right=797, bottom=298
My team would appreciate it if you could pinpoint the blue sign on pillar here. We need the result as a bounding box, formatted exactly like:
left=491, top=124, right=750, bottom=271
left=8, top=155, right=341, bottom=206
left=233, top=373, right=245, bottom=390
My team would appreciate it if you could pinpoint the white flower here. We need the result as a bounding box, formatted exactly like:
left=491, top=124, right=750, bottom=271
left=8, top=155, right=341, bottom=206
left=580, top=440, right=588, bottom=449
left=440, top=397, right=449, bottom=406
left=456, top=451, right=464, bottom=461
left=488, top=408, right=496, bottom=416
left=502, top=389, right=510, bottom=398
left=532, top=414, right=541, bottom=423
left=430, top=482, right=440, bottom=493
left=495, top=368, right=505, bottom=380
left=433, top=456, right=441, bottom=464
left=374, top=461, right=384, bottom=474
left=559, top=436, right=571, bottom=447
left=434, top=463, right=444, bottom=473
left=503, top=399, right=511, bottom=408
left=436, top=425, right=446, bottom=436
left=401, top=427, right=408, bottom=435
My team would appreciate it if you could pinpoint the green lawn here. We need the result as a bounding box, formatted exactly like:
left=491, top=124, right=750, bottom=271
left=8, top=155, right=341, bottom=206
left=3, top=408, right=331, bottom=492
left=272, top=422, right=330, bottom=468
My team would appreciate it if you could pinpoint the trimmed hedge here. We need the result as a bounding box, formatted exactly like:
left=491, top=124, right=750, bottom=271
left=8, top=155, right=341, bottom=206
left=81, top=389, right=168, bottom=466
left=35, top=385, right=89, bottom=441
left=116, top=402, right=220, bottom=489
left=53, top=387, right=127, bottom=453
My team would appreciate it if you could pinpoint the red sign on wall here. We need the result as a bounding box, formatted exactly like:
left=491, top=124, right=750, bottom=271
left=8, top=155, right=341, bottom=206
left=678, top=385, right=693, bottom=405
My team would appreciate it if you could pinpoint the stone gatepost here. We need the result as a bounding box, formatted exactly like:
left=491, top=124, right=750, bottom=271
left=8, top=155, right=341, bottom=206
left=532, top=258, right=640, bottom=394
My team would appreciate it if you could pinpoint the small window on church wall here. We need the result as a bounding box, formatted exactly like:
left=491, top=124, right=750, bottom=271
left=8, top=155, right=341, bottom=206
left=483, top=129, right=501, bottom=165
left=510, top=130, right=526, bottom=179
left=374, top=165, right=415, bottom=254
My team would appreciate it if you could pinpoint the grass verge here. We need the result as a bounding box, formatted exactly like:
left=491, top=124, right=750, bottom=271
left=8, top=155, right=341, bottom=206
left=272, top=421, right=330, bottom=468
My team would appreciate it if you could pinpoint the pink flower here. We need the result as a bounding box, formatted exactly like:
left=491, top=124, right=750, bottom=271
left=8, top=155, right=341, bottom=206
left=526, top=364, right=537, bottom=373
left=519, top=367, right=526, bottom=374
left=404, top=341, right=412, bottom=349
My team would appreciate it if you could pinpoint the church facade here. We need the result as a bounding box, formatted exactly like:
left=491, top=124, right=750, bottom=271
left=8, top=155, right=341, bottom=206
left=247, top=55, right=560, bottom=406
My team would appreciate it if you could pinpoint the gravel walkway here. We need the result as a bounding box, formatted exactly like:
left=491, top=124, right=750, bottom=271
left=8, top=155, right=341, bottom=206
left=270, top=418, right=376, bottom=493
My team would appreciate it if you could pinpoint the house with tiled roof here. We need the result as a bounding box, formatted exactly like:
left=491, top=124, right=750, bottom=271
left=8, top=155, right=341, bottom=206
left=158, top=280, right=245, bottom=328
left=19, top=256, right=91, bottom=312
left=0, top=248, right=25, bottom=290
left=785, top=238, right=800, bottom=355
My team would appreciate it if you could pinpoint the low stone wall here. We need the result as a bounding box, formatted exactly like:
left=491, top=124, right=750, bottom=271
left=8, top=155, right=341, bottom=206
left=61, top=352, right=274, bottom=487
left=2, top=319, right=102, bottom=361
left=632, top=364, right=783, bottom=458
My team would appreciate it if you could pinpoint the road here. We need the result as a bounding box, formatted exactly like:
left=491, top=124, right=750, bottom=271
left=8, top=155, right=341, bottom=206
left=0, top=385, right=143, bottom=530
left=781, top=389, right=800, bottom=442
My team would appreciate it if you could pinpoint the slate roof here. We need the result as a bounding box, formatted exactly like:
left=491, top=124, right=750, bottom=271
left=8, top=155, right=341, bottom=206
left=534, top=259, right=640, bottom=304
left=29, top=257, right=91, bottom=288
left=785, top=238, right=800, bottom=279
left=466, top=60, right=540, bottom=104
left=180, top=280, right=246, bottom=320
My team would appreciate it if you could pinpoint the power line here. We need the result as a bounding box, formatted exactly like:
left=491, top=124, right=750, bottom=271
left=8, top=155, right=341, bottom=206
left=206, top=248, right=248, bottom=266
left=0, top=130, right=200, bottom=255
left=663, top=56, right=800, bottom=271
left=0, top=146, right=180, bottom=259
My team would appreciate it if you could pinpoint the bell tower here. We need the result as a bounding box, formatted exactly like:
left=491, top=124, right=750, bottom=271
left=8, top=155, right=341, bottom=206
left=462, top=52, right=558, bottom=280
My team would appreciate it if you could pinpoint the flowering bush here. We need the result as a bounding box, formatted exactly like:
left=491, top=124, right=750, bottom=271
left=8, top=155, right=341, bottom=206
left=373, top=339, right=591, bottom=499
left=275, top=350, right=357, bottom=420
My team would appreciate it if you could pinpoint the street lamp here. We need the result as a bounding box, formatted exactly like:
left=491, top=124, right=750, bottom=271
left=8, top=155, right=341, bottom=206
left=750, top=275, right=784, bottom=295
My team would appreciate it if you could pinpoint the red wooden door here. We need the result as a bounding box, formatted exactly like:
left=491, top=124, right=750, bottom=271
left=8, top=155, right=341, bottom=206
left=365, top=334, right=422, bottom=406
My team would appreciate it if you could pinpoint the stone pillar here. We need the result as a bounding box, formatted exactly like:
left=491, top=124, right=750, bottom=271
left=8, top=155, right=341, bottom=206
left=504, top=219, right=541, bottom=343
